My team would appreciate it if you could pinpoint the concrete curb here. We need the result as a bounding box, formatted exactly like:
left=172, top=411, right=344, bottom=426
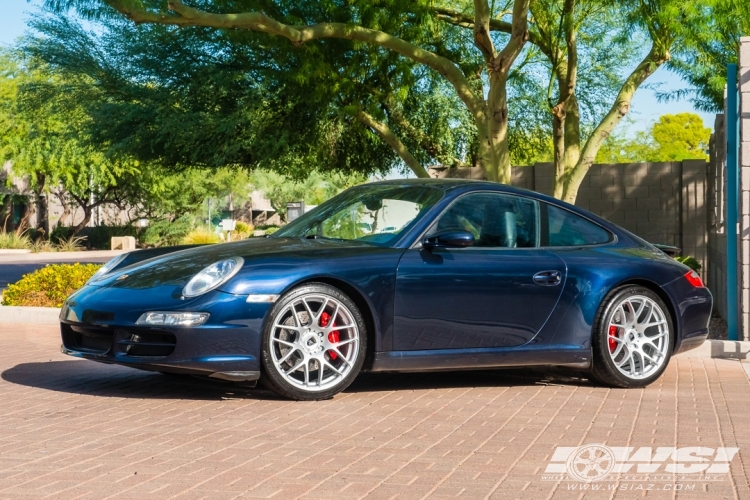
left=0, top=250, right=124, bottom=264
left=0, top=306, right=61, bottom=325
left=676, top=339, right=750, bottom=361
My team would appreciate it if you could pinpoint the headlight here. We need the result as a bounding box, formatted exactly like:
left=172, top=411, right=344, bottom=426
left=87, top=253, right=128, bottom=284
left=136, top=311, right=209, bottom=327
left=182, top=257, right=244, bottom=297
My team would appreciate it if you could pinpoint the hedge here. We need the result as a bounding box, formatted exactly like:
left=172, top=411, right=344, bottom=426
left=1, top=263, right=102, bottom=308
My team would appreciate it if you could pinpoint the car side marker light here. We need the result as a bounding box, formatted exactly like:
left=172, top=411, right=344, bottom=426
left=246, top=294, right=280, bottom=303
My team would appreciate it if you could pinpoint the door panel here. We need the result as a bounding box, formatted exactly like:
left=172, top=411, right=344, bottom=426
left=393, top=247, right=566, bottom=350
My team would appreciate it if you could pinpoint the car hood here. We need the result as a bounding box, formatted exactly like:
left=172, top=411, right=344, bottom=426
left=94, top=237, right=381, bottom=291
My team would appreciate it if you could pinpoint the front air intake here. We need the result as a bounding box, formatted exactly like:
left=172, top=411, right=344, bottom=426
left=61, top=324, right=114, bottom=354
left=117, top=331, right=176, bottom=357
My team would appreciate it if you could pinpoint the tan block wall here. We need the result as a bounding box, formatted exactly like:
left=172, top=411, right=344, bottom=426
left=431, top=160, right=710, bottom=280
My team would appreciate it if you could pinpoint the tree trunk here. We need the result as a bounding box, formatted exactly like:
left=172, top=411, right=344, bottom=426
left=472, top=0, right=529, bottom=184
left=54, top=190, right=71, bottom=228
left=15, top=202, right=35, bottom=236
left=552, top=93, right=581, bottom=199
left=563, top=94, right=581, bottom=169
left=552, top=110, right=566, bottom=199
left=480, top=71, right=513, bottom=184
left=71, top=206, right=92, bottom=235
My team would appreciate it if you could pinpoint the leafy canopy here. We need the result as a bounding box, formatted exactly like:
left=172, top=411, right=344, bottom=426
left=596, top=113, right=711, bottom=163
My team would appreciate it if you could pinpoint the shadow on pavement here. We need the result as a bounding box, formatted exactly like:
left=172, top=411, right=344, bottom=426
left=349, top=368, right=593, bottom=393
left=2, top=359, right=593, bottom=400
left=1, top=360, right=280, bottom=401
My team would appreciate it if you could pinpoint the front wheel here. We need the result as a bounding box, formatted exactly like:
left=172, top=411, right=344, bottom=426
left=260, top=283, right=367, bottom=400
left=590, top=286, right=673, bottom=388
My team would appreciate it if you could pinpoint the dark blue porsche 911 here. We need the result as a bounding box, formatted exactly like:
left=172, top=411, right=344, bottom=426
left=60, top=179, right=712, bottom=400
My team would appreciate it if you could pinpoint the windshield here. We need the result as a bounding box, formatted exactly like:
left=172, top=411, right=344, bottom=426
left=273, top=183, right=444, bottom=247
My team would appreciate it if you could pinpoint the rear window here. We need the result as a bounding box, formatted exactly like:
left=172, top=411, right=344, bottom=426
left=546, top=204, right=612, bottom=246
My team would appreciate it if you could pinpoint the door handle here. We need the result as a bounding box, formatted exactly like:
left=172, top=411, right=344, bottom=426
left=533, top=270, right=561, bottom=286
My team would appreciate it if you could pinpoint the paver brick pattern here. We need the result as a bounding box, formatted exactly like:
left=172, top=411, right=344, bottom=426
left=0, top=325, right=749, bottom=499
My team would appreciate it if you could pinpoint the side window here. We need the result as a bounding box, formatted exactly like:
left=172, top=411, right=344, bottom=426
left=430, top=193, right=539, bottom=248
left=545, top=204, right=611, bottom=246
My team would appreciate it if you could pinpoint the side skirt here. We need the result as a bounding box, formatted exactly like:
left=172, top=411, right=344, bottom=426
left=369, top=345, right=591, bottom=372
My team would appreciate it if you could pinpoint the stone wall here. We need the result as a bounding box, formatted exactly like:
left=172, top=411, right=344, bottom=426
left=739, top=37, right=750, bottom=339
left=431, top=160, right=709, bottom=272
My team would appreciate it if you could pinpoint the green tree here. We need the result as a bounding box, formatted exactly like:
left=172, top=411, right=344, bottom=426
left=439, top=0, right=710, bottom=202
left=0, top=50, right=140, bottom=234
left=39, top=0, right=715, bottom=204
left=596, top=113, right=711, bottom=163
left=250, top=170, right=368, bottom=218
left=664, top=0, right=750, bottom=112
left=24, top=10, right=481, bottom=180
left=44, top=0, right=533, bottom=184
left=650, top=113, right=711, bottom=161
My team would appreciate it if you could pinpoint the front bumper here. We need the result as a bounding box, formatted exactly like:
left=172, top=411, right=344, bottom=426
left=59, top=285, right=273, bottom=380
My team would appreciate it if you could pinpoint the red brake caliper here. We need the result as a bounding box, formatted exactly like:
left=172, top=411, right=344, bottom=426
left=319, top=312, right=340, bottom=360
left=608, top=325, right=618, bottom=353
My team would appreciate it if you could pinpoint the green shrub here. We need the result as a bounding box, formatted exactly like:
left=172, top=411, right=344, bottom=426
left=675, top=256, right=701, bottom=273
left=233, top=221, right=254, bottom=240
left=30, top=239, right=56, bottom=253
left=1, top=263, right=102, bottom=307
left=0, top=230, right=31, bottom=249
left=56, top=235, right=87, bottom=252
left=264, top=226, right=280, bottom=235
left=50, top=225, right=74, bottom=244
left=181, top=227, right=220, bottom=244
left=142, top=215, right=193, bottom=247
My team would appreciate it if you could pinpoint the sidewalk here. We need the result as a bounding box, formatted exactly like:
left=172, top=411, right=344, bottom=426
left=0, top=324, right=748, bottom=499
left=0, top=249, right=124, bottom=264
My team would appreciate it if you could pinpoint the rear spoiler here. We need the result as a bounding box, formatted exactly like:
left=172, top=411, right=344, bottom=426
left=652, top=244, right=681, bottom=257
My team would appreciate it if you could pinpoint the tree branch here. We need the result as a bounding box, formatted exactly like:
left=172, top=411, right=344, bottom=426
left=473, top=0, right=497, bottom=63
left=562, top=44, right=668, bottom=201
left=355, top=110, right=430, bottom=178
left=434, top=6, right=547, bottom=58
left=105, top=0, right=483, bottom=118
left=381, top=100, right=464, bottom=167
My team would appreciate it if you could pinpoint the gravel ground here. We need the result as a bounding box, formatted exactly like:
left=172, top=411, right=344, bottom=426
left=709, top=315, right=728, bottom=340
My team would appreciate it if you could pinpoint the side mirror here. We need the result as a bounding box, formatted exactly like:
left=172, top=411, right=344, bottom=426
left=422, top=230, right=475, bottom=250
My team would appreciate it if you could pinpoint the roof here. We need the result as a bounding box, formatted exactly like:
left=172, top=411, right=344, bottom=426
left=364, top=177, right=543, bottom=197
left=366, top=178, right=500, bottom=189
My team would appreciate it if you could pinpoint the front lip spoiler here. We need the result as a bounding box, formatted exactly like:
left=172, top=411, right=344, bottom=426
left=60, top=345, right=260, bottom=381
left=209, top=371, right=260, bottom=382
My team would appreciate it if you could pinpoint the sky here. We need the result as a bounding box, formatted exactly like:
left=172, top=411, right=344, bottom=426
left=0, top=0, right=717, bottom=136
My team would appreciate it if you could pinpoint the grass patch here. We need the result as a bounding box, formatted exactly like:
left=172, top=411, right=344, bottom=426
left=0, top=231, right=31, bottom=250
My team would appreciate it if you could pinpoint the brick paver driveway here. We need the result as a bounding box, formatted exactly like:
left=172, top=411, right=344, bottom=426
left=1, top=325, right=749, bottom=499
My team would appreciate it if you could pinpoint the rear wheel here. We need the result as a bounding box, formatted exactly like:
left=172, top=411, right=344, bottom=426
left=590, top=286, right=673, bottom=388
left=260, top=283, right=367, bottom=400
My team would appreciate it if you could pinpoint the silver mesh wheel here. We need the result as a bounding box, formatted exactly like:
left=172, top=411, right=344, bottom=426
left=606, top=295, right=670, bottom=380
left=268, top=293, right=360, bottom=392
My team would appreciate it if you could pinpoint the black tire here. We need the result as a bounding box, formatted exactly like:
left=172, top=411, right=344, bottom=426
left=590, top=285, right=674, bottom=388
left=260, top=283, right=367, bottom=401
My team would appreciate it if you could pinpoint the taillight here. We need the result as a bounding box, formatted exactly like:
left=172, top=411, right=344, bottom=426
left=684, top=270, right=704, bottom=288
